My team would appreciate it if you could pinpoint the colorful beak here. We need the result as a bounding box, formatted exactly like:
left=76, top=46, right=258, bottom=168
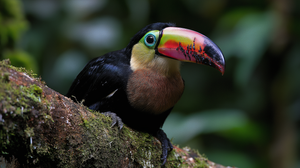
left=156, top=27, right=225, bottom=75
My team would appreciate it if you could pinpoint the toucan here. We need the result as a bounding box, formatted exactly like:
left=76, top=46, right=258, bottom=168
left=66, top=22, right=225, bottom=165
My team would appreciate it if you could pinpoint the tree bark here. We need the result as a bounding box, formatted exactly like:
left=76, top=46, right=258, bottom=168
left=0, top=59, right=233, bottom=168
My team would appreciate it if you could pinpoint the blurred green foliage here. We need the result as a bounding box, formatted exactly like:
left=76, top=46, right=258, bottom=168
left=0, top=0, right=27, bottom=46
left=1, top=0, right=299, bottom=168
left=0, top=0, right=37, bottom=72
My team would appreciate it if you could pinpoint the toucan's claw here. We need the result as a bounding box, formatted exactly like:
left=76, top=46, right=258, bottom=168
left=103, top=111, right=124, bottom=130
left=156, top=129, right=173, bottom=165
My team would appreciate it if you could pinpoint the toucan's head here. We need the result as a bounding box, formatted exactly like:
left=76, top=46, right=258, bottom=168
left=127, top=22, right=225, bottom=76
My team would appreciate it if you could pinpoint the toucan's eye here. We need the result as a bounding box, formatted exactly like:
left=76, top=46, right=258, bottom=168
left=144, top=33, right=156, bottom=47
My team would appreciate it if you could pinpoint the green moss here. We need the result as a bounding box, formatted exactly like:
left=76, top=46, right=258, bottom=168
left=1, top=72, right=10, bottom=82
left=0, top=83, right=45, bottom=115
left=194, top=157, right=209, bottom=168
left=0, top=59, right=38, bottom=78
left=118, top=126, right=163, bottom=167
left=16, top=85, right=42, bottom=104
left=24, top=126, right=34, bottom=137
left=73, top=113, right=117, bottom=167
left=43, top=114, right=54, bottom=123
left=3, top=50, right=39, bottom=73
left=0, top=62, right=51, bottom=162
left=75, top=111, right=167, bottom=167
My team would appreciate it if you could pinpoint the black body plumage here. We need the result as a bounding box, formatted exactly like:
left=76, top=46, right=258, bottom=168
left=66, top=23, right=176, bottom=165
left=66, top=48, right=173, bottom=134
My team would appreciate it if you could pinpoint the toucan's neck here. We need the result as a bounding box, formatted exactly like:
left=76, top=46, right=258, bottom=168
left=130, top=55, right=181, bottom=77
left=129, top=42, right=181, bottom=77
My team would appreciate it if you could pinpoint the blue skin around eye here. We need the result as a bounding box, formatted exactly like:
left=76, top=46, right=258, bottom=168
left=144, top=33, right=156, bottom=47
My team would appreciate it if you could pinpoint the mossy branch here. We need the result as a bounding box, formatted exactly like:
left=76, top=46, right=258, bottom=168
left=0, top=59, right=233, bottom=168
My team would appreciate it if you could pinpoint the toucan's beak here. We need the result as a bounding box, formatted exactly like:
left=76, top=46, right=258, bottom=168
left=156, top=27, right=225, bottom=75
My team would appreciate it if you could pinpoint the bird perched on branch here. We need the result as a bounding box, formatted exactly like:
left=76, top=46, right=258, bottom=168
left=66, top=22, right=225, bottom=165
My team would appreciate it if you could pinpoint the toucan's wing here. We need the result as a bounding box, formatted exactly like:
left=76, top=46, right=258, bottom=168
left=65, top=49, right=131, bottom=108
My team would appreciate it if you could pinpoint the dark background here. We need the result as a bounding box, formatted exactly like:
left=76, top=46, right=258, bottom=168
left=1, top=0, right=299, bottom=167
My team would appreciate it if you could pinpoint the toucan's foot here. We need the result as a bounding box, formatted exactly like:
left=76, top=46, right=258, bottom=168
left=156, top=129, right=173, bottom=166
left=103, top=111, right=124, bottom=130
